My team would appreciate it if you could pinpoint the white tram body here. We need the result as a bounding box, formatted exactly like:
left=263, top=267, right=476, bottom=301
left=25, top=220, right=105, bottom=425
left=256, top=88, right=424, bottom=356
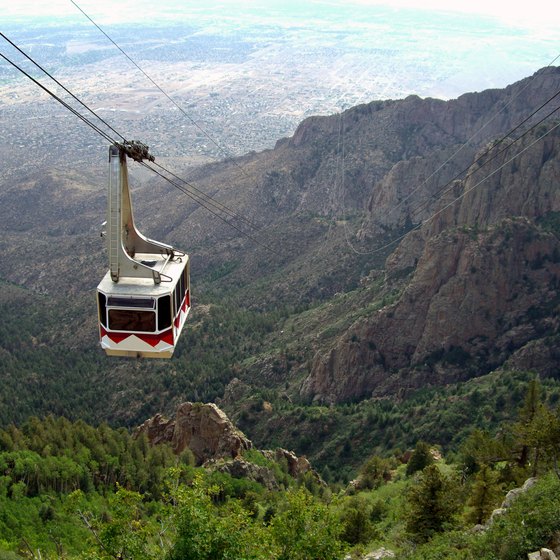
left=97, top=256, right=190, bottom=358
left=96, top=142, right=190, bottom=358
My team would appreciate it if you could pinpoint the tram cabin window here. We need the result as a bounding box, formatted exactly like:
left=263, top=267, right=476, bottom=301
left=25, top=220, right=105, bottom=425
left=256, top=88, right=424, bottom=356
left=107, top=296, right=155, bottom=309
left=158, top=295, right=172, bottom=330
left=108, top=309, right=156, bottom=332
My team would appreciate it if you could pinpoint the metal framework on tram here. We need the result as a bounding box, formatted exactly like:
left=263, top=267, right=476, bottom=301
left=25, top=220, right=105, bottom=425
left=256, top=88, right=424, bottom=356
left=96, top=142, right=190, bottom=358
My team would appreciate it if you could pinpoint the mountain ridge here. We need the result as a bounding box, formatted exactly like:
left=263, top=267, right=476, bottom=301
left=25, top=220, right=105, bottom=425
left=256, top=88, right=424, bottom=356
left=0, top=67, right=559, bottom=456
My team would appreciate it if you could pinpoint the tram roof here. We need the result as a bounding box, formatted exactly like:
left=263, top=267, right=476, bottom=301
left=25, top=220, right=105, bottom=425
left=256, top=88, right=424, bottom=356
left=97, top=252, right=188, bottom=296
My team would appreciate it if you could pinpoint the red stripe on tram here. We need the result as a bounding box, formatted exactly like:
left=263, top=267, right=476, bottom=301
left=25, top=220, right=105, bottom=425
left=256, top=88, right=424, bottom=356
left=101, top=325, right=174, bottom=347
left=137, top=329, right=174, bottom=347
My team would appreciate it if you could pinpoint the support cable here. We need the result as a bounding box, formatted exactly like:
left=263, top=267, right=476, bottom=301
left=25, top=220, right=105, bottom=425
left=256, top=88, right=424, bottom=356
left=1, top=35, right=279, bottom=254
left=355, top=119, right=560, bottom=256
left=0, top=51, right=117, bottom=145
left=150, top=161, right=262, bottom=232
left=385, top=52, right=560, bottom=221
left=0, top=31, right=126, bottom=143
left=409, top=88, right=560, bottom=220
left=341, top=101, right=560, bottom=255
left=141, top=161, right=285, bottom=258
left=69, top=0, right=255, bottom=182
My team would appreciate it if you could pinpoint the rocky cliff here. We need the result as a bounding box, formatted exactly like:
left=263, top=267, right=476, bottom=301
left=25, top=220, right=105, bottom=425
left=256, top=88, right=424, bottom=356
left=135, top=401, right=252, bottom=465
left=303, top=110, right=560, bottom=403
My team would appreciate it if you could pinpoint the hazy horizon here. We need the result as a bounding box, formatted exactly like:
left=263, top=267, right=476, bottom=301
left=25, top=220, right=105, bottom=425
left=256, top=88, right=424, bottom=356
left=1, top=0, right=558, bottom=168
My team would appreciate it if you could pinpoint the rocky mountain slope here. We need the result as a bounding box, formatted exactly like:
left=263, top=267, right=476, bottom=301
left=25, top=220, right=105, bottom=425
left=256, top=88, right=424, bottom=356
left=0, top=66, right=559, bottom=449
left=305, top=121, right=560, bottom=403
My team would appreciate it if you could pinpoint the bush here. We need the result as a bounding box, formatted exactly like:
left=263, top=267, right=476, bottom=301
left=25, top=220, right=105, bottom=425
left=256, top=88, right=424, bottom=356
left=406, top=441, right=434, bottom=476
left=473, top=473, right=560, bottom=560
left=359, top=455, right=392, bottom=489
left=339, top=495, right=378, bottom=545
left=271, top=487, right=346, bottom=560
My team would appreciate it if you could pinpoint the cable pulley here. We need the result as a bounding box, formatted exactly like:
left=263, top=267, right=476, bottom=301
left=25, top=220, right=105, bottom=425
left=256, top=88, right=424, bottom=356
left=117, top=141, right=155, bottom=163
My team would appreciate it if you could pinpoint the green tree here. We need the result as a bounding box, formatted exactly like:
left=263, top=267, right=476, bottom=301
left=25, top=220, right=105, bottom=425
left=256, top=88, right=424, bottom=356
left=167, top=475, right=275, bottom=560
left=472, top=473, right=560, bottom=560
left=465, top=465, right=503, bottom=525
left=98, top=486, right=158, bottom=560
left=359, top=455, right=391, bottom=489
left=524, top=403, right=560, bottom=477
left=405, top=465, right=461, bottom=543
left=514, top=377, right=542, bottom=468
left=459, top=429, right=508, bottom=475
left=406, top=441, right=434, bottom=476
left=270, top=487, right=345, bottom=560
left=339, top=495, right=377, bottom=545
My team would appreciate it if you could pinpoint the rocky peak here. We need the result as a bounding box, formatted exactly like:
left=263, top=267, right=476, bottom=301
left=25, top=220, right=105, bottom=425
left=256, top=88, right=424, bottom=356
left=135, top=401, right=252, bottom=465
left=135, top=402, right=320, bottom=488
left=304, top=217, right=560, bottom=403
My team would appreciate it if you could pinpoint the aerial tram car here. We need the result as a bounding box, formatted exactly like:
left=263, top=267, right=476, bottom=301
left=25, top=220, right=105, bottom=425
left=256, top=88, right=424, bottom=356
left=97, top=141, right=190, bottom=358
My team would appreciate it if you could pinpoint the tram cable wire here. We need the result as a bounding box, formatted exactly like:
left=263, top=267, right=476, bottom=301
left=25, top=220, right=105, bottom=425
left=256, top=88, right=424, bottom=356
left=68, top=0, right=255, bottom=184
left=0, top=51, right=116, bottom=145
left=0, top=32, right=263, bottom=233
left=384, top=51, right=560, bottom=222
left=425, top=119, right=560, bottom=229
left=0, top=36, right=283, bottom=257
left=0, top=31, right=126, bottom=143
left=408, top=87, right=560, bottom=221
left=346, top=111, right=560, bottom=257
left=149, top=160, right=263, bottom=233
left=140, top=161, right=285, bottom=258
left=337, top=74, right=560, bottom=255
left=1, top=27, right=264, bottom=235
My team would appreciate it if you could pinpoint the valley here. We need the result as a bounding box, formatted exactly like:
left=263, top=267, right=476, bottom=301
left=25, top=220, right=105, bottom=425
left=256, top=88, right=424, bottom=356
left=0, top=6, right=560, bottom=557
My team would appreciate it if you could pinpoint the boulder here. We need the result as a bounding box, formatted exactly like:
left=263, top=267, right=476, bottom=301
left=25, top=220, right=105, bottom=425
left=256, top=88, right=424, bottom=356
left=135, top=402, right=251, bottom=465
left=528, top=549, right=558, bottom=560
left=212, top=458, right=279, bottom=490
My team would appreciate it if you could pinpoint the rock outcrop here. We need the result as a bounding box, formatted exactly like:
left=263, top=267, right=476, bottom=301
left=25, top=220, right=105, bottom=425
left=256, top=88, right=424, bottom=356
left=303, top=116, right=560, bottom=403
left=262, top=448, right=314, bottom=479
left=135, top=402, right=252, bottom=465
left=136, top=403, right=321, bottom=489
left=344, top=548, right=396, bottom=560
left=212, top=458, right=279, bottom=490
left=305, top=217, right=560, bottom=402
left=485, top=477, right=537, bottom=528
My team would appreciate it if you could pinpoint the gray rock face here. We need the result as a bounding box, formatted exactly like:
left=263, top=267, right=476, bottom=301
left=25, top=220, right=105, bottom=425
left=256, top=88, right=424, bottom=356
left=213, top=458, right=279, bottom=490
left=135, top=402, right=252, bottom=465
left=305, top=218, right=560, bottom=402
left=487, top=477, right=538, bottom=528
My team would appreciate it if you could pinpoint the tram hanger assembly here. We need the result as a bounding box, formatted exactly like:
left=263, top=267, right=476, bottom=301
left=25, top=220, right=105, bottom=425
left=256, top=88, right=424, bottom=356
left=97, top=142, right=190, bottom=358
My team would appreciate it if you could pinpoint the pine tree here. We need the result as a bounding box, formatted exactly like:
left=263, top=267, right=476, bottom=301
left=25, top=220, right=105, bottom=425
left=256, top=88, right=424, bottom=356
left=466, top=464, right=503, bottom=525
left=515, top=377, right=542, bottom=468
left=406, top=441, right=434, bottom=476
left=459, top=429, right=507, bottom=475
left=525, top=403, right=560, bottom=477
left=405, top=464, right=460, bottom=543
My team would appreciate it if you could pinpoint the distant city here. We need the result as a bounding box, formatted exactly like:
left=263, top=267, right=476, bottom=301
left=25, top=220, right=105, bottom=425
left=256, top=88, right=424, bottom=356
left=0, top=4, right=557, bottom=182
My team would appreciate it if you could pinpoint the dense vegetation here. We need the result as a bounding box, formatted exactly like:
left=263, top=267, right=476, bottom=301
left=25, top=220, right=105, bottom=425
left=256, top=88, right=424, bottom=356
left=0, top=379, right=559, bottom=559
